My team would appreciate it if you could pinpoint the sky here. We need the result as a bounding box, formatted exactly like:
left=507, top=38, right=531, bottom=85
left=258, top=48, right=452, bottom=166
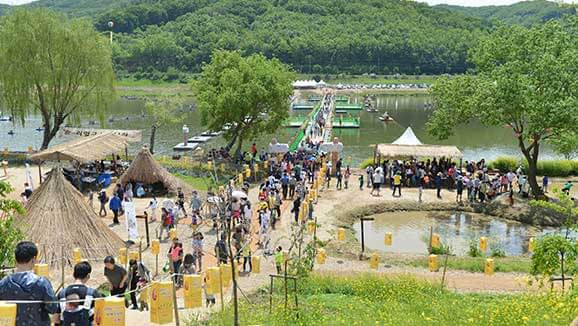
left=0, top=0, right=576, bottom=5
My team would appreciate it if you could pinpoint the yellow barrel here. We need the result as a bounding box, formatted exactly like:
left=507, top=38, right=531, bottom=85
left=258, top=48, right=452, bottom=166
left=34, top=263, right=49, bottom=277
left=485, top=258, right=494, bottom=276
left=99, top=297, right=125, bottom=326
left=369, top=253, right=379, bottom=269
left=219, top=163, right=225, bottom=172
left=428, top=254, right=438, bottom=272
left=169, top=228, right=177, bottom=240
left=307, top=221, right=316, bottom=234
left=150, top=281, right=173, bottom=325
left=73, top=248, right=82, bottom=264
left=316, top=249, right=326, bottom=264
left=252, top=256, right=261, bottom=273
left=431, top=234, right=440, bottom=248
left=528, top=237, right=535, bottom=253
left=129, top=251, right=139, bottom=262
left=206, top=267, right=221, bottom=295
left=118, top=248, right=127, bottom=265
left=207, top=161, right=213, bottom=170
left=183, top=274, right=203, bottom=309
left=383, top=232, right=393, bottom=246
left=245, top=169, right=251, bottom=178
left=151, top=239, right=160, bottom=255
left=479, top=237, right=488, bottom=252
left=0, top=302, right=17, bottom=326
left=337, top=228, right=346, bottom=241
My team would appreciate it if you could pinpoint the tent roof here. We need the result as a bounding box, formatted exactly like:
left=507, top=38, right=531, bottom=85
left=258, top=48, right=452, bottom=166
left=392, top=127, right=423, bottom=146
left=18, top=167, right=124, bottom=265
left=118, top=147, right=193, bottom=194
left=377, top=127, right=463, bottom=158
left=30, top=132, right=131, bottom=162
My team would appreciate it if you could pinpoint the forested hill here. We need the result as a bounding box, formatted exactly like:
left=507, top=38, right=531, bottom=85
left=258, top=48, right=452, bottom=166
left=436, top=0, right=576, bottom=26
left=99, top=0, right=489, bottom=77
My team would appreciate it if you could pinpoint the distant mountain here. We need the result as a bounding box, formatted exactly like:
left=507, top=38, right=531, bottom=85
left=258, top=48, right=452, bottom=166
left=0, top=0, right=134, bottom=17
left=435, top=0, right=576, bottom=26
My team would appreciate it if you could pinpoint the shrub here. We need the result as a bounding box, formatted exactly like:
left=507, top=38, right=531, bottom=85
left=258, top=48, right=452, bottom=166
left=488, top=157, right=578, bottom=177
left=359, top=157, right=374, bottom=169
left=488, top=156, right=520, bottom=173
left=468, top=240, right=482, bottom=257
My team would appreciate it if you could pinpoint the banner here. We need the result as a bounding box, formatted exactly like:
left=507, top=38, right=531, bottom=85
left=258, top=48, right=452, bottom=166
left=123, top=200, right=139, bottom=241
left=60, top=127, right=142, bottom=142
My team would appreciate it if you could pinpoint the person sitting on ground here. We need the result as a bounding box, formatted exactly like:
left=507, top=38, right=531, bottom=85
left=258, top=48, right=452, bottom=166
left=0, top=241, right=58, bottom=326
left=54, top=261, right=102, bottom=326
left=563, top=181, right=573, bottom=195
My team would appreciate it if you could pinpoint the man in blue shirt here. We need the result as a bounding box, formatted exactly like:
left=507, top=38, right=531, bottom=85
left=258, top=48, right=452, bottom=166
left=109, top=193, right=122, bottom=224
left=0, top=241, right=58, bottom=326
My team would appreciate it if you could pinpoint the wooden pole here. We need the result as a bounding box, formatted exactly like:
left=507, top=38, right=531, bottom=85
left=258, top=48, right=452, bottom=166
left=215, top=246, right=224, bottom=313
left=60, top=245, right=65, bottom=290
left=269, top=276, right=274, bottom=314
left=440, top=252, right=449, bottom=290
left=144, top=214, right=150, bottom=248
left=168, top=258, right=180, bottom=326
left=284, top=260, right=288, bottom=310
left=428, top=226, right=433, bottom=254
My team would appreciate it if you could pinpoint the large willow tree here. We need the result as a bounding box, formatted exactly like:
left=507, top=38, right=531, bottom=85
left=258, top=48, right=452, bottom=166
left=0, top=9, right=114, bottom=149
left=428, top=20, right=578, bottom=197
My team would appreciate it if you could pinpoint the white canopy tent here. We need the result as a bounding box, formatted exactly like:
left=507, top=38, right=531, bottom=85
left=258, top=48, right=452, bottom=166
left=375, top=127, right=463, bottom=160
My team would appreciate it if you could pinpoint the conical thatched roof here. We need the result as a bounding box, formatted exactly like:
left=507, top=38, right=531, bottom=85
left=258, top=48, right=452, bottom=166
left=19, top=167, right=124, bottom=266
left=118, top=147, right=192, bottom=194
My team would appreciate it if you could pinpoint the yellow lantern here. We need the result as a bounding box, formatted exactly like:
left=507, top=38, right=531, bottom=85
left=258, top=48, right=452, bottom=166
left=316, top=249, right=326, bottom=264
left=73, top=248, right=82, bottom=264
left=431, top=234, right=440, bottom=248
left=34, top=264, right=49, bottom=277
left=369, top=253, right=379, bottom=269
left=151, top=239, right=160, bottom=255
left=337, top=228, right=346, bottom=241
left=383, top=233, right=392, bottom=246
left=118, top=248, right=127, bottom=265
left=479, top=237, right=488, bottom=252
left=150, top=281, right=173, bottom=325
left=485, top=258, right=494, bottom=276
left=428, top=254, right=438, bottom=272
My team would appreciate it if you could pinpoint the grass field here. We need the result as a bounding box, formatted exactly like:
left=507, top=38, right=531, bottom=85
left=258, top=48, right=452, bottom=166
left=202, top=274, right=578, bottom=325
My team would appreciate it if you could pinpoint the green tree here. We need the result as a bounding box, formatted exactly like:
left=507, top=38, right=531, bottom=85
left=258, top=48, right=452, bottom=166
left=551, top=132, right=578, bottom=160
left=427, top=20, right=578, bottom=197
left=530, top=189, right=578, bottom=289
left=194, top=50, right=294, bottom=154
left=0, top=9, right=115, bottom=149
left=0, top=181, right=25, bottom=272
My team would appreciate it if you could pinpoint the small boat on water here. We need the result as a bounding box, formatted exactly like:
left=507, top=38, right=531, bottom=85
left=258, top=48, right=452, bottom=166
left=366, top=108, right=378, bottom=113
left=7, top=130, right=15, bottom=135
left=379, top=112, right=394, bottom=122
left=0, top=116, right=12, bottom=122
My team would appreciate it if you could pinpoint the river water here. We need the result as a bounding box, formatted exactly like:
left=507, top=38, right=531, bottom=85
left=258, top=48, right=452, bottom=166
left=352, top=211, right=563, bottom=256
left=0, top=94, right=559, bottom=162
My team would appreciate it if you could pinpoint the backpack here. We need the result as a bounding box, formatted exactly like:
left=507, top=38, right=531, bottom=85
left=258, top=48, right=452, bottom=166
left=59, top=285, right=95, bottom=326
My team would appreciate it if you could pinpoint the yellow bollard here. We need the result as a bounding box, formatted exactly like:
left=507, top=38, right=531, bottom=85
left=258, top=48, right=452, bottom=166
left=337, top=228, right=346, bottom=241
left=169, top=228, right=177, bottom=240
left=207, top=161, right=213, bottom=170
left=150, top=281, right=173, bottom=325
left=369, top=253, right=379, bottom=269
left=254, top=163, right=259, bottom=173
left=129, top=251, right=139, bottom=262
left=307, top=221, right=316, bottom=234
left=206, top=267, right=221, bottom=295
left=73, top=248, right=82, bottom=264
left=99, top=297, right=125, bottom=326
left=245, top=169, right=251, bottom=178
left=428, top=254, right=438, bottom=272
left=485, top=258, right=495, bottom=276
left=238, top=173, right=244, bottom=184
left=220, top=264, right=231, bottom=287
left=183, top=274, right=203, bottom=309
left=34, top=263, right=49, bottom=277
left=383, top=232, right=393, bottom=246
left=479, top=237, right=488, bottom=252
left=528, top=237, right=535, bottom=253
left=264, top=160, right=268, bottom=169
left=151, top=239, right=160, bottom=255
left=220, top=163, right=225, bottom=172
left=0, top=302, right=17, bottom=326
left=118, top=248, right=127, bottom=265
left=252, top=256, right=261, bottom=273
left=316, top=248, right=326, bottom=264
left=431, top=234, right=440, bottom=248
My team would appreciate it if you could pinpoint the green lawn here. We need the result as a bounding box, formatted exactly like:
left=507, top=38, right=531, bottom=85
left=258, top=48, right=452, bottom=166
left=173, top=173, right=217, bottom=192
left=202, top=274, right=578, bottom=325
left=398, top=255, right=532, bottom=274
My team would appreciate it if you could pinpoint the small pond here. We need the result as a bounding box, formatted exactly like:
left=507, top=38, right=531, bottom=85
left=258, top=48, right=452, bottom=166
left=352, top=211, right=564, bottom=256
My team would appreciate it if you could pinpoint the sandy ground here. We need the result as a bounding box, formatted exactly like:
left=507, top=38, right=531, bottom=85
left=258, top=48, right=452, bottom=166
left=2, top=165, right=576, bottom=324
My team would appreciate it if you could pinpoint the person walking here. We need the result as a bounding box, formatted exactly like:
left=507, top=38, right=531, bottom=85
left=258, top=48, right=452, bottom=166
left=98, top=190, right=108, bottom=217
left=291, top=197, right=301, bottom=223
left=127, top=260, right=140, bottom=309
left=456, top=176, right=464, bottom=203
left=109, top=193, right=121, bottom=224
left=358, top=174, right=364, bottom=190
left=336, top=170, right=343, bottom=190
left=435, top=172, right=443, bottom=199
left=542, top=175, right=549, bottom=193
left=392, top=172, right=402, bottom=197
left=344, top=167, right=351, bottom=189
left=215, top=234, right=229, bottom=264
left=281, top=173, right=289, bottom=200
left=146, top=196, right=158, bottom=223
left=0, top=242, right=58, bottom=326
left=192, top=231, right=204, bottom=272
left=366, top=165, right=374, bottom=188
left=168, top=239, right=183, bottom=282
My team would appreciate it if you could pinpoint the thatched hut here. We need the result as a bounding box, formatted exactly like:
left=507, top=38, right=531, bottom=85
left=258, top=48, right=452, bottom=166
left=18, top=167, right=124, bottom=266
left=118, top=147, right=192, bottom=195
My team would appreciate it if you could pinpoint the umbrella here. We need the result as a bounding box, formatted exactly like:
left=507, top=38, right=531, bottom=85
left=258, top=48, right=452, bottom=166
left=232, top=190, right=247, bottom=199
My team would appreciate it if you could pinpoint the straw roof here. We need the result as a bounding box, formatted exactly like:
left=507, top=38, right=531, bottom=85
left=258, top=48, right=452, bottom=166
left=30, top=132, right=130, bottom=162
left=18, top=167, right=124, bottom=266
left=377, top=127, right=463, bottom=158
left=118, top=147, right=193, bottom=194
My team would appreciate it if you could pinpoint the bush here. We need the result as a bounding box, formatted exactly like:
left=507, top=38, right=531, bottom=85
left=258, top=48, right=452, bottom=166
left=488, top=156, right=520, bottom=173
left=359, top=157, right=374, bottom=169
left=488, top=157, right=578, bottom=177
left=468, top=240, right=482, bottom=257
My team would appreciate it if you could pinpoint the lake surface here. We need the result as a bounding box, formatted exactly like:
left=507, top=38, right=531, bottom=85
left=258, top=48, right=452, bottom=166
left=352, top=211, right=562, bottom=256
left=0, top=94, right=560, bottom=162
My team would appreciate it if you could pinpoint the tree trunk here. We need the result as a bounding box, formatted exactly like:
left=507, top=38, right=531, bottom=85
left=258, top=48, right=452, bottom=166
left=518, top=137, right=542, bottom=197
left=40, top=126, right=52, bottom=150
left=149, top=125, right=157, bottom=154
left=235, top=136, right=244, bottom=161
